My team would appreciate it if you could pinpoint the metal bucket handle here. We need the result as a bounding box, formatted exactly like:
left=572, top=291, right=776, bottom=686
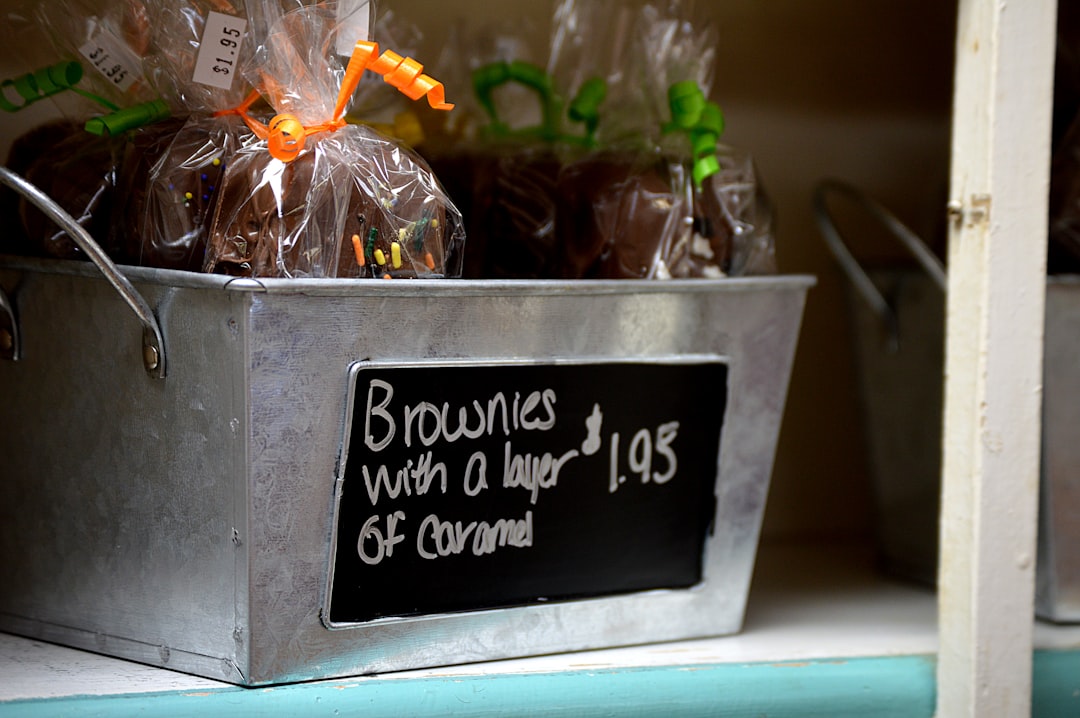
left=0, top=166, right=166, bottom=378
left=812, top=178, right=946, bottom=350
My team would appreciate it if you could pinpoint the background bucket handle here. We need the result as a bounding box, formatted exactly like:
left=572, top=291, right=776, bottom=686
left=813, top=178, right=946, bottom=350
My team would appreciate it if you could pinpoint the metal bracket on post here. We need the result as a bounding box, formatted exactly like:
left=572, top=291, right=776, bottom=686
left=0, top=166, right=166, bottom=378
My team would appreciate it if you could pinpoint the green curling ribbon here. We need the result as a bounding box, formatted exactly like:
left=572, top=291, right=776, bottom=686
left=692, top=154, right=721, bottom=187
left=471, top=62, right=511, bottom=120
left=663, top=80, right=726, bottom=188
left=699, top=101, right=724, bottom=133
left=473, top=61, right=563, bottom=141
left=473, top=62, right=606, bottom=146
left=692, top=131, right=716, bottom=158
left=84, top=98, right=171, bottom=136
left=665, top=80, right=707, bottom=130
left=567, top=77, right=607, bottom=145
left=0, top=61, right=118, bottom=113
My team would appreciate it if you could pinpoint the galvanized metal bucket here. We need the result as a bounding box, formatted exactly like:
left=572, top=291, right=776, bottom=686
left=0, top=167, right=813, bottom=684
left=816, top=178, right=1080, bottom=621
left=814, top=179, right=946, bottom=587
left=1038, top=278, right=1080, bottom=621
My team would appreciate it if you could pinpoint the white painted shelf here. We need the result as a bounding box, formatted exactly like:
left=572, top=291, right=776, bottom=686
left=0, top=542, right=934, bottom=706
left=2, top=541, right=1078, bottom=716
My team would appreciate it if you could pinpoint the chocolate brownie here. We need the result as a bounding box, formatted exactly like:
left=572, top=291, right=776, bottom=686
left=205, top=125, right=460, bottom=279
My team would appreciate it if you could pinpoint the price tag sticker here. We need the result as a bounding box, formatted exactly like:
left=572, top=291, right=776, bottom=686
left=336, top=0, right=372, bottom=57
left=192, top=11, right=247, bottom=90
left=78, top=29, right=139, bottom=93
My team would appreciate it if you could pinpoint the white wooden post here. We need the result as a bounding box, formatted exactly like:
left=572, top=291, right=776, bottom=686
left=937, top=1, right=1057, bottom=716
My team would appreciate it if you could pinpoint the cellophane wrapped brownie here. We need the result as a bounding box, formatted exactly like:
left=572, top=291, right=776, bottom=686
left=202, top=3, right=464, bottom=278
left=420, top=0, right=776, bottom=279
left=115, top=0, right=261, bottom=271
left=8, top=0, right=165, bottom=261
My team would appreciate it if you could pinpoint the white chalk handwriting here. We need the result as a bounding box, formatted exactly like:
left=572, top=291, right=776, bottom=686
left=352, top=377, right=683, bottom=564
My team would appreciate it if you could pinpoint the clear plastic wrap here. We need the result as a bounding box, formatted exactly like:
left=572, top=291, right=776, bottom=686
left=118, top=112, right=255, bottom=270
left=555, top=151, right=686, bottom=278
left=140, top=0, right=254, bottom=113
left=424, top=0, right=775, bottom=279
left=17, top=128, right=122, bottom=260
left=347, top=9, right=421, bottom=126
left=0, top=4, right=79, bottom=257
left=19, top=119, right=186, bottom=262
left=115, top=0, right=261, bottom=271
left=459, top=144, right=561, bottom=279
left=426, top=32, right=604, bottom=278
left=3, top=0, right=144, bottom=259
left=203, top=4, right=463, bottom=278
left=582, top=0, right=718, bottom=146
left=0, top=2, right=124, bottom=119
left=705, top=148, right=776, bottom=277
left=552, top=147, right=766, bottom=280
left=558, top=0, right=774, bottom=277
left=5, top=0, right=189, bottom=264
left=206, top=125, right=459, bottom=277
left=32, top=0, right=161, bottom=109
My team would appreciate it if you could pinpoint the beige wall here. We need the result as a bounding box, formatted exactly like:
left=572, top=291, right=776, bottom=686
left=698, top=2, right=956, bottom=542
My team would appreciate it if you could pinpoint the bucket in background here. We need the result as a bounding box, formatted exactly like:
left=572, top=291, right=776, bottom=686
left=814, top=179, right=947, bottom=586
left=816, top=178, right=1080, bottom=621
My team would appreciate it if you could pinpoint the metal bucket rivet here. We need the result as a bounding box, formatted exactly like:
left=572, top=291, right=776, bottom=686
left=143, top=345, right=160, bottom=372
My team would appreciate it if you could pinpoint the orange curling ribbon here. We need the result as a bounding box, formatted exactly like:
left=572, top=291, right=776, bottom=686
left=267, top=113, right=305, bottom=161
left=351, top=41, right=454, bottom=111
left=215, top=89, right=347, bottom=162
left=216, top=41, right=452, bottom=162
left=214, top=88, right=261, bottom=123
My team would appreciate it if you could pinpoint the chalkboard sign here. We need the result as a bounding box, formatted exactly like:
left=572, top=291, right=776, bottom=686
left=324, top=358, right=728, bottom=626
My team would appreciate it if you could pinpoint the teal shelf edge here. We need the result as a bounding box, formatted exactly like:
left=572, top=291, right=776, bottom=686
left=1033, top=649, right=1080, bottom=718
left=4, top=650, right=1077, bottom=717
left=1, top=655, right=937, bottom=718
